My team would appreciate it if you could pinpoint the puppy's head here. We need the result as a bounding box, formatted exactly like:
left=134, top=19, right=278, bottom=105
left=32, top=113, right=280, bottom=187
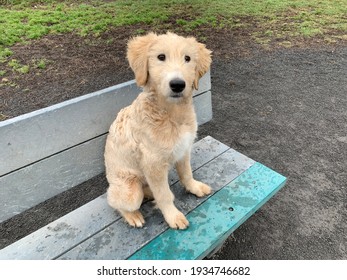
left=127, top=32, right=212, bottom=102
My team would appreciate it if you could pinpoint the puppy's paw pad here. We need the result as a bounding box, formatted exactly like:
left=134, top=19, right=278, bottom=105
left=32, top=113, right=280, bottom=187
left=166, top=211, right=189, bottom=230
left=123, top=210, right=145, bottom=228
left=189, top=181, right=212, bottom=197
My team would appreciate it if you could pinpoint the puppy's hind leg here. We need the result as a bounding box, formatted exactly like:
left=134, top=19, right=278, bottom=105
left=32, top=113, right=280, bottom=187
left=107, top=173, right=145, bottom=228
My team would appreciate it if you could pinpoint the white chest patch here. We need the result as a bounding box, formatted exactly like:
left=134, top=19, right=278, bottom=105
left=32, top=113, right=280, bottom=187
left=172, top=132, right=195, bottom=162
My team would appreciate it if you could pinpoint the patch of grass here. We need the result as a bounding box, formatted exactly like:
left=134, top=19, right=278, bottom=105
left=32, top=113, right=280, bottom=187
left=135, top=29, right=146, bottom=35
left=33, top=58, right=48, bottom=69
left=0, top=113, right=11, bottom=121
left=4, top=57, right=49, bottom=76
left=0, top=77, right=17, bottom=88
left=36, top=59, right=46, bottom=69
left=8, top=58, right=30, bottom=73
left=0, top=0, right=346, bottom=61
left=0, top=48, right=13, bottom=63
left=0, top=1, right=173, bottom=46
left=1, top=1, right=346, bottom=45
left=300, top=24, right=323, bottom=37
left=18, top=64, right=29, bottom=73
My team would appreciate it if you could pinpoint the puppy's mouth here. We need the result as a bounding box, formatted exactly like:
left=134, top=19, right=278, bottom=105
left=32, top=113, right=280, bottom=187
left=169, top=92, right=184, bottom=98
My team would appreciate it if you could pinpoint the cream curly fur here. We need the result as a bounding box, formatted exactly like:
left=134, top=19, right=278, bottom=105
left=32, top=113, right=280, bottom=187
left=104, top=32, right=212, bottom=229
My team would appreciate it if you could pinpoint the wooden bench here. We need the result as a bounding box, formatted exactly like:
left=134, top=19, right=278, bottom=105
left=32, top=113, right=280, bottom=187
left=0, top=72, right=286, bottom=260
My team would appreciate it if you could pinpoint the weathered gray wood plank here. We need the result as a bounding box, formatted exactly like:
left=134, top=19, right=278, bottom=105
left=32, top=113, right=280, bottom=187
left=0, top=135, right=107, bottom=223
left=0, top=72, right=210, bottom=176
left=195, top=91, right=212, bottom=126
left=0, top=136, right=231, bottom=260
left=0, top=81, right=138, bottom=177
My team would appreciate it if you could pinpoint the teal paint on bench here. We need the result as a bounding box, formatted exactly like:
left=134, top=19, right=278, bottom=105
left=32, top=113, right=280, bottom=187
left=128, top=162, right=287, bottom=260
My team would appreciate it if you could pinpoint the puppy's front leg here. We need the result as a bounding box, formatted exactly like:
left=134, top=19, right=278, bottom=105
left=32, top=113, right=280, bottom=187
left=144, top=165, right=189, bottom=230
left=176, top=152, right=212, bottom=197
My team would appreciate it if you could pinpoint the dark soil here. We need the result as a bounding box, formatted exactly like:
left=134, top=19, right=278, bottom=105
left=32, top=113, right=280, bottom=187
left=0, top=23, right=346, bottom=259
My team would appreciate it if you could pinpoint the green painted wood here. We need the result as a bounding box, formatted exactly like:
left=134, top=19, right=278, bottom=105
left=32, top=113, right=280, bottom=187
left=128, top=162, right=287, bottom=260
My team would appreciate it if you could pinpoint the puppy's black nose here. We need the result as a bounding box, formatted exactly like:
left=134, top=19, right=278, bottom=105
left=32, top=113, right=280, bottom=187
left=170, top=79, right=186, bottom=93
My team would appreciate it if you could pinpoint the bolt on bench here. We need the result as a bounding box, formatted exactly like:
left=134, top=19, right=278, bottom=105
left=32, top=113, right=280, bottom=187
left=0, top=72, right=286, bottom=259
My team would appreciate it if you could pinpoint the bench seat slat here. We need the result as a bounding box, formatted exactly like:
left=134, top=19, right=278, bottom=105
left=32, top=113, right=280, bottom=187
left=128, top=162, right=287, bottom=260
left=0, top=136, right=233, bottom=260
left=59, top=146, right=255, bottom=260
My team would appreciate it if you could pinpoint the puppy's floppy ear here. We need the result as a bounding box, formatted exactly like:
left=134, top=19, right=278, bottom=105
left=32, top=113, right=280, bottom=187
left=194, top=42, right=212, bottom=90
left=127, top=32, right=157, bottom=87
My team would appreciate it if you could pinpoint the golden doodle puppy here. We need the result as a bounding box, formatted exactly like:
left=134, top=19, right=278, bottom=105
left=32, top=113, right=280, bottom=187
left=105, top=32, right=212, bottom=230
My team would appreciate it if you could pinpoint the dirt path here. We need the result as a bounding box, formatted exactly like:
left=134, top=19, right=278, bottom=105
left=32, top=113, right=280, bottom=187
left=203, top=46, right=347, bottom=259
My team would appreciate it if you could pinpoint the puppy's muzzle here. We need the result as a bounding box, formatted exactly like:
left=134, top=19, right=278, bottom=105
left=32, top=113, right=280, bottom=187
left=169, top=79, right=186, bottom=98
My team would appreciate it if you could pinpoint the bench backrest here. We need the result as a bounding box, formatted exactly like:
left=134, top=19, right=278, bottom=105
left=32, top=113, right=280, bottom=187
left=0, top=72, right=212, bottom=223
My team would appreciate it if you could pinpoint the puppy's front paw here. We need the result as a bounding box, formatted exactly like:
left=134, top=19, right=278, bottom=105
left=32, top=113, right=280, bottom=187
left=165, top=210, right=189, bottom=230
left=187, top=180, right=212, bottom=197
left=122, top=210, right=145, bottom=228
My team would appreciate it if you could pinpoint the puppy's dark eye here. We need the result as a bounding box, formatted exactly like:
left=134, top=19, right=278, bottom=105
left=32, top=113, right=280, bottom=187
left=185, top=55, right=191, bottom=63
left=158, top=54, right=166, bottom=61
